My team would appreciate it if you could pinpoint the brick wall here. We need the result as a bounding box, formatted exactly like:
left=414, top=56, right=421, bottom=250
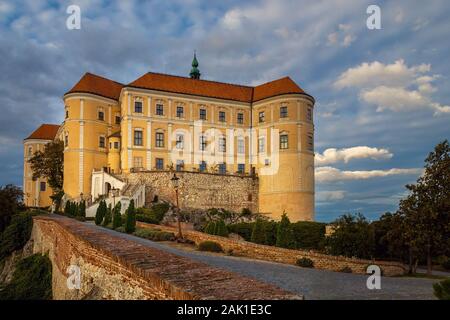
left=137, top=222, right=406, bottom=276
left=32, top=215, right=299, bottom=300
left=126, top=171, right=258, bottom=213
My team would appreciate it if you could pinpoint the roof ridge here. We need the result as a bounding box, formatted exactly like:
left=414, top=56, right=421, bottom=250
left=84, top=72, right=124, bottom=86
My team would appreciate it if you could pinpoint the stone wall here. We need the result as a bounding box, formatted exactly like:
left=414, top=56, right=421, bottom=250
left=138, top=222, right=406, bottom=276
left=126, top=171, right=258, bottom=213
left=31, top=215, right=299, bottom=300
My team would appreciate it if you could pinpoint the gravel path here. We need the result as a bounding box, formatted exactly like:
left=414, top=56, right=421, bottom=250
left=84, top=222, right=440, bottom=300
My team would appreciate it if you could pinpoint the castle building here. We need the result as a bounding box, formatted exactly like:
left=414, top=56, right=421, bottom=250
left=24, top=55, right=315, bottom=221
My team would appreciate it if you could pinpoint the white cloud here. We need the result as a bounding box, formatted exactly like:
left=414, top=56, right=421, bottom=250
left=315, top=166, right=422, bottom=183
left=315, top=146, right=392, bottom=166
left=317, top=190, right=346, bottom=201
left=327, top=24, right=356, bottom=47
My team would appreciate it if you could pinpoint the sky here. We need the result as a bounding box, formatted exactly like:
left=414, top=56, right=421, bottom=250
left=0, top=0, right=449, bottom=222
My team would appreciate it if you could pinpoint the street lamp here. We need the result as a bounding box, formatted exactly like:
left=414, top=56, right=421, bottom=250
left=170, top=173, right=183, bottom=239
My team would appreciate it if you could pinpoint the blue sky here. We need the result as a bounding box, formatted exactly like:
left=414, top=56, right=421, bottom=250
left=0, top=0, right=449, bottom=222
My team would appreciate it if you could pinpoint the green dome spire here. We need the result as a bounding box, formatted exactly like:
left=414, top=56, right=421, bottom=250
left=190, top=51, right=201, bottom=79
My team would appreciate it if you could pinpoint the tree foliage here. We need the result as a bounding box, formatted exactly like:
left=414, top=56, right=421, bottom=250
left=112, top=201, right=122, bottom=229
left=276, top=212, right=295, bottom=249
left=251, top=218, right=266, bottom=244
left=125, top=199, right=136, bottom=233
left=0, top=184, right=24, bottom=233
left=95, top=200, right=106, bottom=225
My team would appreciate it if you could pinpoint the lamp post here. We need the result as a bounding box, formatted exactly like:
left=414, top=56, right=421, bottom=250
left=170, top=173, right=183, bottom=239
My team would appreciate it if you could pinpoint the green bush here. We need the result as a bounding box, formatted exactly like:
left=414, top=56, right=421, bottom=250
left=276, top=213, right=295, bottom=249
left=214, top=220, right=229, bottom=237
left=133, top=228, right=175, bottom=241
left=136, top=213, right=159, bottom=224
left=112, top=202, right=122, bottom=229
left=151, top=203, right=170, bottom=222
left=0, top=213, right=33, bottom=262
left=296, top=257, right=314, bottom=268
left=95, top=200, right=106, bottom=225
left=115, top=226, right=126, bottom=233
left=241, top=208, right=252, bottom=217
left=339, top=266, right=353, bottom=273
left=125, top=199, right=136, bottom=233
left=198, top=241, right=223, bottom=253
left=251, top=218, right=266, bottom=244
left=228, top=222, right=254, bottom=241
left=433, top=279, right=450, bottom=300
left=292, top=221, right=326, bottom=250
left=0, top=253, right=52, bottom=300
left=103, top=204, right=112, bottom=226
left=78, top=200, right=86, bottom=219
left=204, top=221, right=216, bottom=235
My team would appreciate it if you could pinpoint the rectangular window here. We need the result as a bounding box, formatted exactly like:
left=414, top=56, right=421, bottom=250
left=134, top=130, right=143, bottom=146
left=133, top=157, right=143, bottom=168
left=176, top=106, right=184, bottom=118
left=156, top=104, right=164, bottom=116
left=237, top=138, right=245, bottom=154
left=307, top=107, right=313, bottom=121
left=99, top=136, right=105, bottom=148
left=218, top=137, right=226, bottom=152
left=308, top=134, right=314, bottom=151
left=65, top=110, right=69, bottom=119
left=199, top=108, right=207, bottom=120
left=280, top=106, right=288, bottom=118
left=258, top=137, right=265, bottom=153
left=40, top=181, right=46, bottom=192
left=238, top=164, right=245, bottom=174
left=280, top=134, right=288, bottom=150
left=98, top=111, right=104, bottom=121
left=115, top=116, right=121, bottom=125
left=176, top=134, right=184, bottom=149
left=237, top=113, right=244, bottom=124
left=199, top=161, right=207, bottom=172
left=176, top=160, right=184, bottom=171
left=218, top=163, right=226, bottom=174
left=134, top=101, right=143, bottom=113
left=156, top=132, right=164, bottom=147
left=219, top=111, right=226, bottom=122
left=199, top=135, right=207, bottom=151
left=28, top=146, right=33, bottom=157
left=114, top=141, right=119, bottom=149
left=259, top=111, right=265, bottom=123
left=156, top=158, right=164, bottom=170
left=64, top=135, right=69, bottom=147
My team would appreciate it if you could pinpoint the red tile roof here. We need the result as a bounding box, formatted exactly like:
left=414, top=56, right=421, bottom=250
left=25, top=124, right=60, bottom=140
left=65, top=72, right=312, bottom=103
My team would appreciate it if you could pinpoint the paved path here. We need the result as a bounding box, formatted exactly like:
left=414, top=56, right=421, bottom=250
left=84, top=222, right=440, bottom=300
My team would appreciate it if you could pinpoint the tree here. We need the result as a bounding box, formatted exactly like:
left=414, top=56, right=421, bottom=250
left=112, top=202, right=122, bottom=229
left=28, top=140, right=64, bottom=211
left=214, top=219, right=229, bottom=237
left=95, top=200, right=106, bottom=225
left=0, top=184, right=24, bottom=233
left=103, top=203, right=112, bottom=226
left=251, top=218, right=266, bottom=244
left=125, top=199, right=136, bottom=233
left=64, top=200, right=71, bottom=216
left=204, top=221, right=216, bottom=235
left=326, top=213, right=375, bottom=259
left=78, top=200, right=86, bottom=219
left=276, top=212, right=295, bottom=249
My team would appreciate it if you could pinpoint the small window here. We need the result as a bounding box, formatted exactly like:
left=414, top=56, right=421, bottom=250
left=28, top=146, right=33, bottom=157
left=99, top=136, right=105, bottom=148
left=199, top=135, right=207, bottom=151
left=176, top=134, right=184, bottom=150
left=280, top=106, right=288, bottom=118
left=115, top=116, right=121, bottom=125
left=114, top=141, right=119, bottom=149
left=176, top=160, right=184, bottom=171
left=156, top=104, right=164, bottom=116
left=64, top=135, right=69, bottom=147
left=176, top=106, right=184, bottom=118
left=133, top=157, right=143, bottom=168
left=280, top=134, right=288, bottom=150
left=65, top=110, right=69, bottom=119
left=156, top=132, right=164, bottom=147
left=307, top=107, right=313, bottom=121
left=98, top=110, right=104, bottom=121
left=156, top=158, right=164, bottom=170
left=134, top=130, right=143, bottom=146
left=134, top=101, right=143, bottom=113
left=237, top=113, right=244, bottom=124
left=238, top=164, right=245, bottom=174
left=237, top=138, right=245, bottom=154
left=219, top=111, right=226, bottom=122
left=109, top=142, right=112, bottom=149
left=199, top=161, right=207, bottom=172
left=218, top=137, right=226, bottom=152
left=307, top=134, right=314, bottom=151
left=259, top=111, right=265, bottom=123
left=199, top=108, right=207, bottom=120
left=218, top=163, right=226, bottom=174
left=40, top=181, right=46, bottom=192
left=265, top=158, right=270, bottom=166
left=258, top=137, right=265, bottom=153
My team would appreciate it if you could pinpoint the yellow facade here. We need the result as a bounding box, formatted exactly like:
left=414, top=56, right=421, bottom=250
left=60, top=72, right=315, bottom=221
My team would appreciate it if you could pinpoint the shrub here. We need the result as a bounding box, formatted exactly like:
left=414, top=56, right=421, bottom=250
left=433, top=279, right=450, bottom=300
left=0, top=213, right=33, bottom=262
left=125, top=199, right=136, bottom=233
left=95, top=200, right=106, bottom=225
left=112, top=202, right=122, bottom=229
left=0, top=184, right=24, bottom=233
left=64, top=200, right=71, bottom=216
left=115, top=226, right=126, bottom=233
left=339, top=266, right=353, bottom=273
left=204, top=221, right=216, bottom=235
left=214, top=220, right=228, bottom=237
left=103, top=204, right=112, bottom=226
left=276, top=213, right=295, bottom=249
left=151, top=203, right=170, bottom=222
left=133, top=228, right=175, bottom=241
left=136, top=213, right=159, bottom=224
left=251, top=218, right=266, bottom=244
left=241, top=208, right=252, bottom=217
left=228, top=222, right=254, bottom=241
left=198, top=241, right=223, bottom=253
left=78, top=200, right=86, bottom=219
left=296, top=257, right=314, bottom=268
left=0, top=253, right=52, bottom=300
left=292, top=221, right=326, bottom=250
left=262, top=220, right=278, bottom=246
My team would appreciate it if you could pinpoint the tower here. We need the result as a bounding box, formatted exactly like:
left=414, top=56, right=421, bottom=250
left=189, top=52, right=201, bottom=79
